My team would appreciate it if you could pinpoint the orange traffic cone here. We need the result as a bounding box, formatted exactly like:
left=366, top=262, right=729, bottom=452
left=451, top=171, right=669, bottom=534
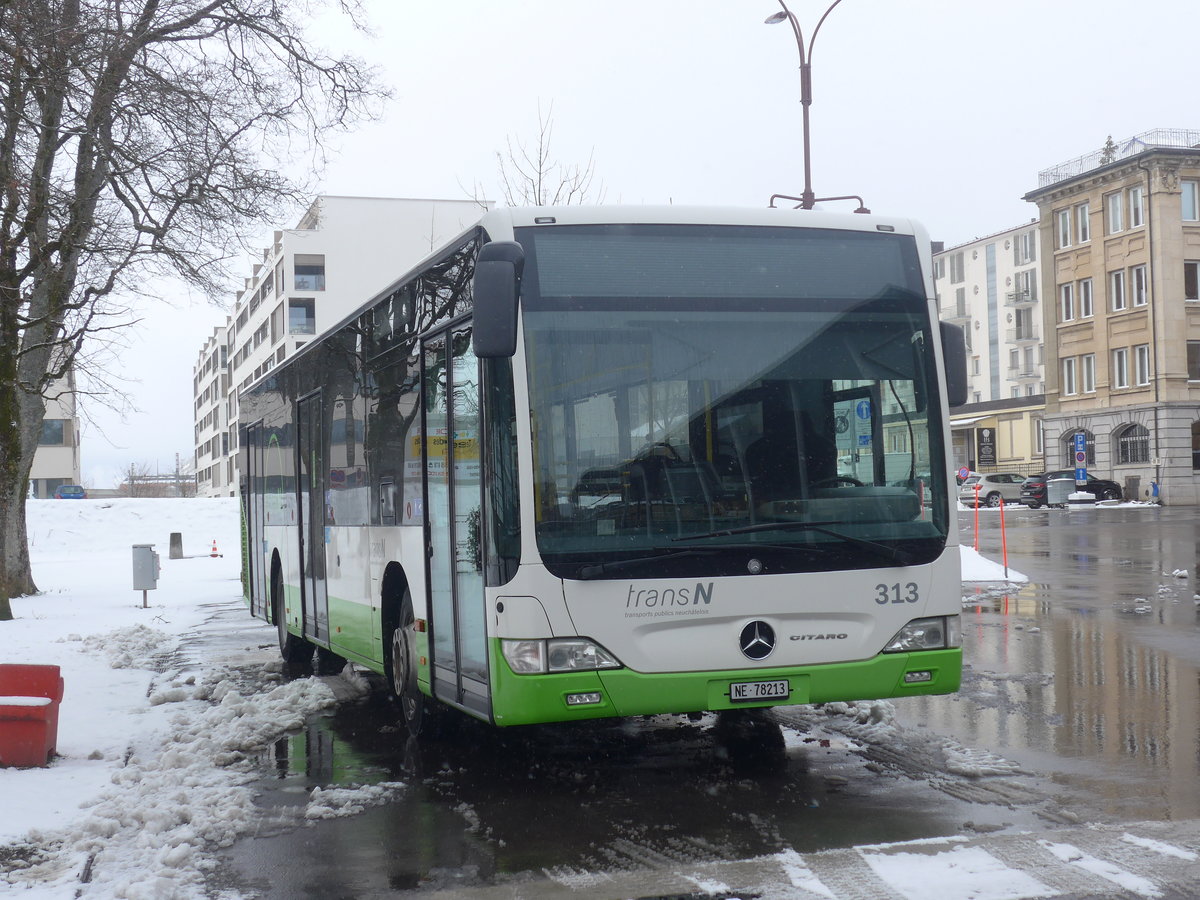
left=210, top=539, right=220, bottom=558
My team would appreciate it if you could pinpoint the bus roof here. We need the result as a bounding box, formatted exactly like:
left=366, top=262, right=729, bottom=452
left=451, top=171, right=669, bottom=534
left=238, top=204, right=930, bottom=401
left=481, top=204, right=925, bottom=236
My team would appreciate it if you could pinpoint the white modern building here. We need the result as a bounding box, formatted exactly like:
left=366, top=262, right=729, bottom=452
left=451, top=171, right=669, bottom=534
left=194, top=196, right=488, bottom=497
left=934, top=222, right=1048, bottom=473
left=30, top=369, right=82, bottom=498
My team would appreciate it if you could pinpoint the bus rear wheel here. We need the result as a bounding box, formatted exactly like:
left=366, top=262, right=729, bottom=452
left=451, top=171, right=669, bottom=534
left=389, top=592, right=430, bottom=735
left=273, top=564, right=311, bottom=669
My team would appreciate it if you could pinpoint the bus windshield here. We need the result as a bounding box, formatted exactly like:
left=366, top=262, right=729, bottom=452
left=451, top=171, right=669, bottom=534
left=518, top=223, right=950, bottom=580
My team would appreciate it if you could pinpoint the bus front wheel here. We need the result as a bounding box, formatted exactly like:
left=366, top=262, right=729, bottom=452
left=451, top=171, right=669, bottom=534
left=389, top=592, right=430, bottom=735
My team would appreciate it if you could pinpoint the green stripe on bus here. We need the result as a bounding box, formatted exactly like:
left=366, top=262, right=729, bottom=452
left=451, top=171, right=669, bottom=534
left=487, top=643, right=961, bottom=727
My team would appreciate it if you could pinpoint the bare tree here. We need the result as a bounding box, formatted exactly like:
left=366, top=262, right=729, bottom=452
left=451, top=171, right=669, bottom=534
left=0, top=0, right=386, bottom=618
left=474, top=103, right=604, bottom=207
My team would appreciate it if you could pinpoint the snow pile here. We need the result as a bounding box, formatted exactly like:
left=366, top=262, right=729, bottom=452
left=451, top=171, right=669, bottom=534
left=305, top=782, right=407, bottom=820
left=80, top=624, right=176, bottom=670
left=960, top=545, right=1026, bottom=583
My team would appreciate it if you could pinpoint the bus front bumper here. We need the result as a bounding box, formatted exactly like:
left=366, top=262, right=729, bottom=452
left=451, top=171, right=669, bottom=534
left=488, top=645, right=961, bottom=727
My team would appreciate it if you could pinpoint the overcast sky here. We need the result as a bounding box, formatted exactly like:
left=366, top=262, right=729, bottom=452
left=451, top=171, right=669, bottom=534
left=80, top=0, right=1200, bottom=487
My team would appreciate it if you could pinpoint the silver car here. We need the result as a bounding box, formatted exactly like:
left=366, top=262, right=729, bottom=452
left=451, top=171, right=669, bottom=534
left=958, top=472, right=1025, bottom=507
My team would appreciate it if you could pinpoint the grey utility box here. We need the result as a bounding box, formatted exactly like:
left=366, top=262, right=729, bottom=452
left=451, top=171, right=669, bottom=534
left=132, top=544, right=161, bottom=591
left=1047, top=477, right=1076, bottom=507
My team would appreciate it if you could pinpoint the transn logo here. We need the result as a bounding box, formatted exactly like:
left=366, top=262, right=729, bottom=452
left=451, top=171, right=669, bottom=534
left=625, top=582, right=713, bottom=609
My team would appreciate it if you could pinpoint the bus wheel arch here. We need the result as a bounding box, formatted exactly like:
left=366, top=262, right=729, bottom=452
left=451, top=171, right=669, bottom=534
left=271, top=552, right=311, bottom=668
left=381, top=563, right=431, bottom=735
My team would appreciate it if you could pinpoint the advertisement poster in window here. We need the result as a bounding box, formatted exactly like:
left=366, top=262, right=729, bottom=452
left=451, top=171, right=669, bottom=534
left=977, top=427, right=997, bottom=467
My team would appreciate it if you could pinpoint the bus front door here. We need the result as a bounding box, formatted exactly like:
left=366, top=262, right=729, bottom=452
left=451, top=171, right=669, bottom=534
left=244, top=422, right=268, bottom=619
left=423, top=325, right=490, bottom=719
left=296, top=392, right=330, bottom=644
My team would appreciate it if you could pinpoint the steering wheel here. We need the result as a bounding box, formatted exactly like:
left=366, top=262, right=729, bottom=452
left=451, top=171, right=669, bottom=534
left=811, top=475, right=864, bottom=488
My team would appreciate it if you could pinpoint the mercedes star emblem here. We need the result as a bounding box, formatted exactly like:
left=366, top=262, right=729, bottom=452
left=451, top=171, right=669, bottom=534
left=739, top=620, right=776, bottom=661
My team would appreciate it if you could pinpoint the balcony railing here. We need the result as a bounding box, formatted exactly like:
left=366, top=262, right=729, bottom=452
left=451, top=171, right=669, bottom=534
left=1004, top=289, right=1036, bottom=308
left=1037, top=128, right=1200, bottom=188
left=1007, top=364, right=1041, bottom=380
left=1007, top=326, right=1040, bottom=343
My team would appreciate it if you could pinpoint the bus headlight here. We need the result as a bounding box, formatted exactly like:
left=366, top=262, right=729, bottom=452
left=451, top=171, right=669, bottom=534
left=502, top=638, right=623, bottom=674
left=883, top=615, right=961, bottom=652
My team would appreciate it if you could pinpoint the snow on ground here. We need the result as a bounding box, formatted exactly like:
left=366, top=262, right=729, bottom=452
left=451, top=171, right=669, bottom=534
left=1, top=500, right=387, bottom=899
left=0, top=500, right=1045, bottom=897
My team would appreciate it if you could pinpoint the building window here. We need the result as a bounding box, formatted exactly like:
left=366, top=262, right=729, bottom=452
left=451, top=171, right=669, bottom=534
left=1060, top=282, right=1075, bottom=322
left=1116, top=424, right=1150, bottom=464
left=1112, top=347, right=1130, bottom=389
left=1014, top=268, right=1038, bottom=302
left=1128, top=186, right=1144, bottom=228
left=39, top=419, right=66, bottom=445
left=1184, top=181, right=1200, bottom=222
left=293, top=254, right=325, bottom=291
left=1062, top=357, right=1077, bottom=395
left=1056, top=209, right=1072, bottom=248
left=1015, top=230, right=1036, bottom=264
left=949, top=252, right=965, bottom=284
left=1082, top=353, right=1096, bottom=393
left=288, top=297, right=316, bottom=334
left=1106, top=191, right=1124, bottom=234
left=1188, top=341, right=1200, bottom=380
left=1131, top=264, right=1148, bottom=307
left=1192, top=421, right=1200, bottom=469
left=1076, top=202, right=1090, bottom=243
left=972, top=356, right=981, bottom=376
left=1135, top=344, right=1151, bottom=386
left=1078, top=278, right=1093, bottom=318
left=1109, top=270, right=1126, bottom=311
left=1186, top=261, right=1200, bottom=301
left=1034, top=418, right=1043, bottom=454
left=934, top=257, right=945, bottom=279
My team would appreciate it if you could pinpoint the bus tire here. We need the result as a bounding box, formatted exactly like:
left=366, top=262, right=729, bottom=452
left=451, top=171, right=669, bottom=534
left=389, top=591, right=432, bottom=735
left=272, top=563, right=311, bottom=668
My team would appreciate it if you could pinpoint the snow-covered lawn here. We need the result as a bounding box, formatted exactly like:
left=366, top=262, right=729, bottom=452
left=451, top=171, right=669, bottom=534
left=0, top=499, right=376, bottom=898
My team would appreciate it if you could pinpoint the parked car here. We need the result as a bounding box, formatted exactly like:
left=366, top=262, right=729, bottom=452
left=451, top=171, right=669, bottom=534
left=957, top=473, right=1025, bottom=507
left=1020, top=470, right=1123, bottom=508
left=52, top=483, right=87, bottom=499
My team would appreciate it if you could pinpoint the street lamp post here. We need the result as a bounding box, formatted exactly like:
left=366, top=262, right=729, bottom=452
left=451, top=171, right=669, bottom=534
left=764, top=0, right=869, bottom=213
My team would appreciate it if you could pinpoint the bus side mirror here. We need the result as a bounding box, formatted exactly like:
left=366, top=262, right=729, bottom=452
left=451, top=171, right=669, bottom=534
left=473, top=241, right=525, bottom=358
left=940, top=321, right=968, bottom=408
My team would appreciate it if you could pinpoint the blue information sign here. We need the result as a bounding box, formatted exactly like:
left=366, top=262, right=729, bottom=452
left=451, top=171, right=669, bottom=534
left=1073, top=434, right=1087, bottom=484
left=856, top=400, right=871, bottom=420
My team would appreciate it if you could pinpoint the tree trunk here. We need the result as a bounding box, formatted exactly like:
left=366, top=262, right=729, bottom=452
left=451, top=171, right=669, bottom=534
left=0, top=480, right=34, bottom=619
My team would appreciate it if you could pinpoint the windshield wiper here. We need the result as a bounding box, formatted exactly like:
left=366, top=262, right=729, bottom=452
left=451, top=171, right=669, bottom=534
left=671, top=521, right=914, bottom=567
left=576, top=543, right=827, bottom=579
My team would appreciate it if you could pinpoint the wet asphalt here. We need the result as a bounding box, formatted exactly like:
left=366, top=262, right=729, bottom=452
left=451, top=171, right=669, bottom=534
left=208, top=503, right=1200, bottom=898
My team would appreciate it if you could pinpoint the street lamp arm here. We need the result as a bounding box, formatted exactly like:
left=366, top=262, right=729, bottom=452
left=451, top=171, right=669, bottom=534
left=807, top=0, right=847, bottom=65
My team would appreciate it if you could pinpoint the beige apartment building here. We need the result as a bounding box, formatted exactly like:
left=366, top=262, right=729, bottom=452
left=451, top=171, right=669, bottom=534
left=1024, top=129, right=1200, bottom=504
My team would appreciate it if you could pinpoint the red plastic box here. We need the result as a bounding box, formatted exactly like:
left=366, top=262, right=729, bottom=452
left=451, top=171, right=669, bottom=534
left=0, top=664, right=64, bottom=767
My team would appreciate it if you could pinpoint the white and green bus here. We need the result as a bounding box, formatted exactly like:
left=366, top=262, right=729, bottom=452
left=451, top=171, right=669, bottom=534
left=239, top=205, right=967, bottom=733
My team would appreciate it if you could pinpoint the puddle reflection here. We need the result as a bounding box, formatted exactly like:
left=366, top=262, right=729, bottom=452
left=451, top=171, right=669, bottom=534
left=931, top=508, right=1200, bottom=821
